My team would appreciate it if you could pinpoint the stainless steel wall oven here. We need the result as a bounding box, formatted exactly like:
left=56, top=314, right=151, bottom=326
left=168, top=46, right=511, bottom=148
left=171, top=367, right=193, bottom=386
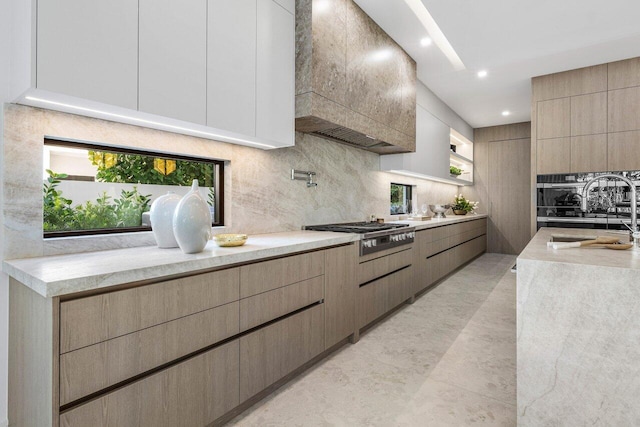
left=537, top=171, right=640, bottom=230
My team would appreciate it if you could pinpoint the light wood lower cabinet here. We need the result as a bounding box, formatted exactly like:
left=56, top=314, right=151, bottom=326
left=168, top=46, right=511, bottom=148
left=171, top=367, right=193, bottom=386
left=12, top=230, right=487, bottom=426
left=239, top=304, right=325, bottom=401
left=239, top=251, right=324, bottom=298
left=358, top=247, right=412, bottom=284
left=60, top=301, right=239, bottom=405
left=413, top=218, right=487, bottom=294
left=60, top=340, right=240, bottom=427
left=12, top=245, right=359, bottom=427
left=324, top=245, right=357, bottom=349
left=357, top=266, right=413, bottom=329
left=239, top=276, right=324, bottom=332
left=60, top=268, right=240, bottom=353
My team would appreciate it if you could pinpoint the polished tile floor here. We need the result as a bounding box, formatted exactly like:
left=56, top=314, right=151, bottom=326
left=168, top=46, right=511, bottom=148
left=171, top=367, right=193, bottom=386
left=229, top=253, right=517, bottom=426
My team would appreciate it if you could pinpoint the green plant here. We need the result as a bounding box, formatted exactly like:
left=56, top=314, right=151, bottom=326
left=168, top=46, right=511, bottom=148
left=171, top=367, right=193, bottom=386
left=43, top=169, right=153, bottom=232
left=89, top=151, right=215, bottom=187
left=450, top=165, right=463, bottom=176
left=114, top=187, right=152, bottom=227
left=73, top=193, right=118, bottom=230
left=452, top=194, right=479, bottom=213
left=43, top=170, right=76, bottom=231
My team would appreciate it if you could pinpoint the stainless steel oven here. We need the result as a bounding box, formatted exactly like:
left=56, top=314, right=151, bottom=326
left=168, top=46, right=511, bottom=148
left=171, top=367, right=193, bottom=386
left=537, top=171, right=640, bottom=230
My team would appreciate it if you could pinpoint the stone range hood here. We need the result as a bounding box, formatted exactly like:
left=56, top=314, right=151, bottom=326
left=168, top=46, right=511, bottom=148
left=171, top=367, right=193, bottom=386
left=295, top=0, right=416, bottom=154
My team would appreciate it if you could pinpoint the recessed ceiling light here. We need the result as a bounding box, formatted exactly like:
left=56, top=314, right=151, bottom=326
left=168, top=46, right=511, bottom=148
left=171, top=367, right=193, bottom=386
left=420, top=37, right=432, bottom=47
left=403, top=0, right=465, bottom=71
left=477, top=70, right=488, bottom=78
left=502, top=110, right=511, bottom=116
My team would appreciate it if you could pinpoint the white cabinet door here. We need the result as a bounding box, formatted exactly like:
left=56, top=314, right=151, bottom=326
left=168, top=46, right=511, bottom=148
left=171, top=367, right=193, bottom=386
left=256, top=1, right=295, bottom=146
left=37, top=0, right=138, bottom=109
left=417, top=105, right=450, bottom=178
left=207, top=0, right=257, bottom=136
left=139, top=0, right=207, bottom=125
left=379, top=105, right=451, bottom=180
left=273, top=0, right=295, bottom=14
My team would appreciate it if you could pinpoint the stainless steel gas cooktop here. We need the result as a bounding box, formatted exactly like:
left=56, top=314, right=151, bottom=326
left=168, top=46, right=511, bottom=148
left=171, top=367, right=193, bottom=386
left=304, top=222, right=415, bottom=256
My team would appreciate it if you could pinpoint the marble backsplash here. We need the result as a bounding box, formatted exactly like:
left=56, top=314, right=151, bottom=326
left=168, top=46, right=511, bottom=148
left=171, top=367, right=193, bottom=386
left=1, top=104, right=459, bottom=259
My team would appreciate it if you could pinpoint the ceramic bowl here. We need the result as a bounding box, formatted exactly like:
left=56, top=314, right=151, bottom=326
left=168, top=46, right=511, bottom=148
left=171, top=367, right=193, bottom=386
left=214, top=233, right=248, bottom=247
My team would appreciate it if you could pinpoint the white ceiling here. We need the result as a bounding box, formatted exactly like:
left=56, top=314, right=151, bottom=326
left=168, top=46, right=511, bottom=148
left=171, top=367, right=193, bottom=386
left=354, top=0, right=640, bottom=129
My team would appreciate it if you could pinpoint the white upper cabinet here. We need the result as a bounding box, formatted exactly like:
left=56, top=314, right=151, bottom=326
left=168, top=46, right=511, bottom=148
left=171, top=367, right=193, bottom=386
left=380, top=82, right=473, bottom=185
left=207, top=0, right=257, bottom=136
left=380, top=106, right=451, bottom=181
left=139, top=0, right=207, bottom=125
left=37, top=0, right=138, bottom=109
left=273, top=0, right=295, bottom=14
left=13, top=0, right=295, bottom=149
left=420, top=106, right=451, bottom=178
left=256, top=1, right=295, bottom=146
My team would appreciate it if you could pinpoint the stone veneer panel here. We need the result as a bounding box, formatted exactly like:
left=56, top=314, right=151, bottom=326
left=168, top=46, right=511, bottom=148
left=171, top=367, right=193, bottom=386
left=2, top=104, right=458, bottom=259
left=295, top=0, right=416, bottom=151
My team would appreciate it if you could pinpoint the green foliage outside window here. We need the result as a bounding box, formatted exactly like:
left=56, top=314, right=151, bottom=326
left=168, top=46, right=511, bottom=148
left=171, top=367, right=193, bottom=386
left=89, top=151, right=215, bottom=187
left=390, top=183, right=412, bottom=215
left=43, top=146, right=218, bottom=235
left=43, top=169, right=151, bottom=232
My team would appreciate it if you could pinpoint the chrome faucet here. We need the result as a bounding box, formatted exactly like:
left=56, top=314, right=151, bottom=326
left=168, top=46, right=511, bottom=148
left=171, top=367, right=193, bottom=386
left=581, top=173, right=640, bottom=250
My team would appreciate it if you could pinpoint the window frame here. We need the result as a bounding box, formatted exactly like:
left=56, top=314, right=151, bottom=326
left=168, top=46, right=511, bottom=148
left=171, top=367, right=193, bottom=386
left=43, top=137, right=225, bottom=238
left=390, top=182, right=412, bottom=215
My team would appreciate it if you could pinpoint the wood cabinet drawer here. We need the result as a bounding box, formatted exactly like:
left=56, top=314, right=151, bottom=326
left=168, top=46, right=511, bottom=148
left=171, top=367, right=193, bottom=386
left=431, top=237, right=451, bottom=255
left=416, top=228, right=434, bottom=244
left=60, top=301, right=239, bottom=405
left=240, top=251, right=324, bottom=298
left=60, top=268, right=239, bottom=353
left=239, top=304, right=324, bottom=401
left=357, top=266, right=412, bottom=329
left=429, top=250, right=453, bottom=283
left=239, top=276, right=324, bottom=332
left=431, top=225, right=450, bottom=242
left=357, top=247, right=412, bottom=284
left=429, top=235, right=486, bottom=284
left=60, top=340, right=239, bottom=427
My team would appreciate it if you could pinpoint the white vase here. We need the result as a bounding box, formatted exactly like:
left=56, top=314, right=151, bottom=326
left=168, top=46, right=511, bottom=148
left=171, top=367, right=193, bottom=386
left=173, top=180, right=212, bottom=254
left=149, top=191, right=181, bottom=248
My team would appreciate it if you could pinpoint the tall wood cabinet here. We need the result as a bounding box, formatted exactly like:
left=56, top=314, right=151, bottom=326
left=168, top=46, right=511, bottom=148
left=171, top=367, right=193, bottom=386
left=531, top=56, right=640, bottom=232
left=471, top=123, right=531, bottom=255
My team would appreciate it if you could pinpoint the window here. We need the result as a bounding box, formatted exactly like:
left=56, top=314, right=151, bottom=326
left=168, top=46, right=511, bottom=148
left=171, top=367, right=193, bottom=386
left=390, top=183, right=412, bottom=215
left=43, top=138, right=224, bottom=237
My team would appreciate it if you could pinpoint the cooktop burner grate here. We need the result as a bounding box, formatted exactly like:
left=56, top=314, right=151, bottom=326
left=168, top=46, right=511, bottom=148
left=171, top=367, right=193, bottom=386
left=304, top=222, right=409, bottom=234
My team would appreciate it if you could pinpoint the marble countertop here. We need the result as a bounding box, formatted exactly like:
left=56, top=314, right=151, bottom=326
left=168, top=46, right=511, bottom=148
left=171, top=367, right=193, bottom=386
left=390, top=213, right=487, bottom=231
left=518, top=227, right=640, bottom=270
left=3, top=214, right=487, bottom=299
left=3, top=231, right=360, bottom=298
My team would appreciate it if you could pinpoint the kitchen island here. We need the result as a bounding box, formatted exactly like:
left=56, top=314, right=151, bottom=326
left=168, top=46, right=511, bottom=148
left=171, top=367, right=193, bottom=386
left=517, top=227, right=640, bottom=426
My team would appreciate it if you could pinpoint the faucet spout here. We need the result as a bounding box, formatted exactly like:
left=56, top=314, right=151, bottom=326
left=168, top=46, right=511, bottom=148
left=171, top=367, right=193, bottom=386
left=581, top=173, right=639, bottom=249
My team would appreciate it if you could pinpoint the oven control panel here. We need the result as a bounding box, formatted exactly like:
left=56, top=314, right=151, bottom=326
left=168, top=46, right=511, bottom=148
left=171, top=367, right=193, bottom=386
left=360, top=230, right=415, bottom=256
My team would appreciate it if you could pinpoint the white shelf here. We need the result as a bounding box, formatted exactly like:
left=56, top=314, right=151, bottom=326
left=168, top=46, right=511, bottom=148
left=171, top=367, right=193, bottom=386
left=449, top=128, right=473, bottom=184
left=449, top=151, right=473, bottom=166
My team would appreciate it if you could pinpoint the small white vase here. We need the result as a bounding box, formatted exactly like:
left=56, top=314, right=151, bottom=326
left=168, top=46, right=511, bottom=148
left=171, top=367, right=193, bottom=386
left=149, top=191, right=181, bottom=248
left=173, top=180, right=212, bottom=254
